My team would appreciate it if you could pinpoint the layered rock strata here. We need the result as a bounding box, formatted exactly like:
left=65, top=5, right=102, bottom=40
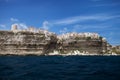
left=0, top=30, right=57, bottom=55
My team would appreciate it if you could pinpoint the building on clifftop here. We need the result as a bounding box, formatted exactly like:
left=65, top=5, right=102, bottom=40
left=11, top=24, right=18, bottom=32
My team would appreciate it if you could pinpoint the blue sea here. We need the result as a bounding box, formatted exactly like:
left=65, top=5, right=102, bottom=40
left=0, top=56, right=120, bottom=80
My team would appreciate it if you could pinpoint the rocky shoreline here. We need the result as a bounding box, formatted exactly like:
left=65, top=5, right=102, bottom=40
left=0, top=50, right=119, bottom=56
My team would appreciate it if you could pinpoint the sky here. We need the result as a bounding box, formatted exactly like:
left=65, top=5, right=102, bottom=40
left=0, top=0, right=120, bottom=45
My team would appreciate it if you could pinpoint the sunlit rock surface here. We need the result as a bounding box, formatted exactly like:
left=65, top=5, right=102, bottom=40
left=0, top=25, right=113, bottom=55
left=0, top=30, right=57, bottom=55
left=56, top=32, right=109, bottom=55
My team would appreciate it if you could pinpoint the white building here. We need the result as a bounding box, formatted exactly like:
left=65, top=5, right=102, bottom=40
left=11, top=24, right=18, bottom=32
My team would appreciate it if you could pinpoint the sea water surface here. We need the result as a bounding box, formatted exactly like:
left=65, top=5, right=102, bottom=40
left=0, top=55, right=120, bottom=80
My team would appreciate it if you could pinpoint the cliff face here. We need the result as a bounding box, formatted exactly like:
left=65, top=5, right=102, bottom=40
left=0, top=31, right=57, bottom=55
left=57, top=37, right=107, bottom=54
left=0, top=30, right=108, bottom=55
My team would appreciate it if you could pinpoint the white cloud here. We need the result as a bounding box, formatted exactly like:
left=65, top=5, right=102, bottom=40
left=10, top=18, right=19, bottom=22
left=52, top=14, right=120, bottom=25
left=60, top=27, right=68, bottom=34
left=10, top=18, right=28, bottom=30
left=72, top=24, right=111, bottom=32
left=0, top=24, right=6, bottom=28
left=41, top=21, right=49, bottom=30
left=18, top=23, right=28, bottom=29
left=72, top=25, right=82, bottom=32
